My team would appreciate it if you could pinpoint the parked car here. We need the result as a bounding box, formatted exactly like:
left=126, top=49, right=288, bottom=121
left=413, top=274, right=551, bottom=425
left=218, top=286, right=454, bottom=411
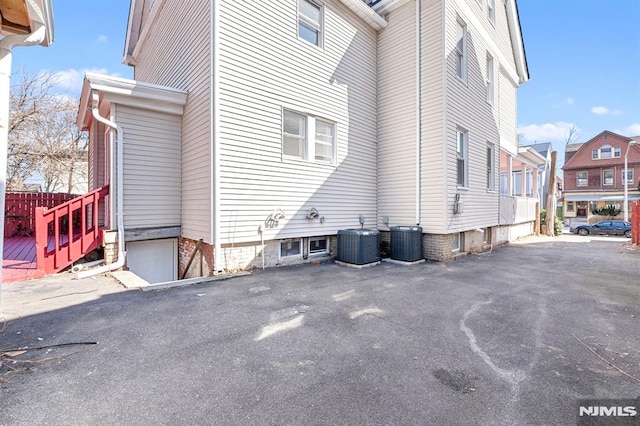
left=570, top=221, right=631, bottom=237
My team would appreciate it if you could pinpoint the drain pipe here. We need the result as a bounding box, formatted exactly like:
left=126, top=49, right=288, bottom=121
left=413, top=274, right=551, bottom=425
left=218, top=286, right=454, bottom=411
left=77, top=92, right=126, bottom=278
left=415, top=0, right=422, bottom=225
left=0, top=22, right=47, bottom=312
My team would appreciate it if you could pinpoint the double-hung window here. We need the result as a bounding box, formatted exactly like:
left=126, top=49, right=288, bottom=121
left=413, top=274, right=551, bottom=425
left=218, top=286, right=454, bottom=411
left=487, top=0, right=495, bottom=25
left=623, top=169, right=634, bottom=185
left=457, top=129, right=468, bottom=187
left=576, top=171, right=588, bottom=186
left=298, top=0, right=322, bottom=47
left=486, top=54, right=494, bottom=105
left=283, top=110, right=336, bottom=164
left=455, top=21, right=467, bottom=82
left=603, top=169, right=614, bottom=185
left=486, top=143, right=495, bottom=191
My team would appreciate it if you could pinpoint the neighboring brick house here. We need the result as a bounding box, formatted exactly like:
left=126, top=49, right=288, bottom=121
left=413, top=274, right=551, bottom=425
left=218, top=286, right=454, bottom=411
left=75, top=0, right=540, bottom=283
left=562, top=131, right=640, bottom=220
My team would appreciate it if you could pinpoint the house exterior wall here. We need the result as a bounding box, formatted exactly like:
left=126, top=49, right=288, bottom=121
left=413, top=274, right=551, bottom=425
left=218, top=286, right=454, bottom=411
left=440, top=0, right=504, bottom=234
left=377, top=1, right=417, bottom=229
left=114, top=104, right=182, bottom=230
left=133, top=0, right=212, bottom=242
left=215, top=0, right=378, bottom=248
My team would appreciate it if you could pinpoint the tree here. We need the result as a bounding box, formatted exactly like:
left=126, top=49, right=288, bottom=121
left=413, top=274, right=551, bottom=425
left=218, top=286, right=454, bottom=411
left=7, top=70, right=87, bottom=193
left=564, top=125, right=579, bottom=147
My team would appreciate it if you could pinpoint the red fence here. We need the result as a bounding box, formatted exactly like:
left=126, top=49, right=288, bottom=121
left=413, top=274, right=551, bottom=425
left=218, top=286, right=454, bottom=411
left=35, top=185, right=109, bottom=275
left=4, top=192, right=76, bottom=238
left=632, top=201, right=640, bottom=245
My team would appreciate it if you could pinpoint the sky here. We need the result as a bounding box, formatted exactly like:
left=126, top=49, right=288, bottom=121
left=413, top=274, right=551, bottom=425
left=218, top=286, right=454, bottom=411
left=10, top=0, right=640, bottom=170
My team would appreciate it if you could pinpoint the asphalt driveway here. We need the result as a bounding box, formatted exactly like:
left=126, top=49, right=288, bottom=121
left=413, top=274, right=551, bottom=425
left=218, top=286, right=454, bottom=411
left=1, top=235, right=639, bottom=425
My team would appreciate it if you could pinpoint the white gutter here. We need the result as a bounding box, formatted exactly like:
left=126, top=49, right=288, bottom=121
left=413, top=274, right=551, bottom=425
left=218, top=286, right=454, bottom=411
left=0, top=18, right=47, bottom=309
left=211, top=0, right=222, bottom=273
left=77, top=92, right=126, bottom=278
left=415, top=0, right=421, bottom=225
left=339, top=0, right=388, bottom=29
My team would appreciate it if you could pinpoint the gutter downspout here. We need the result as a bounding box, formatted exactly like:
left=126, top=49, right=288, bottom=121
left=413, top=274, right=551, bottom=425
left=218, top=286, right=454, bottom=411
left=415, top=0, right=421, bottom=225
left=77, top=92, right=126, bottom=278
left=211, top=0, right=222, bottom=273
left=0, top=23, right=46, bottom=312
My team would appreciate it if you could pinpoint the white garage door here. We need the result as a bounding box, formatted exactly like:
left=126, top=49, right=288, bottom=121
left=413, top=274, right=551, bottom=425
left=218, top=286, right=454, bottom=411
left=126, top=239, right=178, bottom=284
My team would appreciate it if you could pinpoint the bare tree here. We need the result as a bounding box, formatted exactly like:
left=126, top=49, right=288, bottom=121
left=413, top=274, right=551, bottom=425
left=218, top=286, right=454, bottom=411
left=7, top=70, right=87, bottom=193
left=565, top=125, right=579, bottom=147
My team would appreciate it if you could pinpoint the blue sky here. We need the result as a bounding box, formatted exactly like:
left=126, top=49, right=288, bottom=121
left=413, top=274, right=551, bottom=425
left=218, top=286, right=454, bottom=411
left=10, top=0, right=640, bottom=168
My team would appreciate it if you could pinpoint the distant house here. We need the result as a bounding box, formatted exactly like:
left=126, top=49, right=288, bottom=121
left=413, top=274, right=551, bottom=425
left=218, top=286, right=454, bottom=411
left=562, top=131, right=640, bottom=220
left=71, top=0, right=541, bottom=283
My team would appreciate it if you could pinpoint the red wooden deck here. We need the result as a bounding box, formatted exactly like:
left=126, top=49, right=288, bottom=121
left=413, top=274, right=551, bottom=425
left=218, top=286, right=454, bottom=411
left=2, top=237, right=44, bottom=283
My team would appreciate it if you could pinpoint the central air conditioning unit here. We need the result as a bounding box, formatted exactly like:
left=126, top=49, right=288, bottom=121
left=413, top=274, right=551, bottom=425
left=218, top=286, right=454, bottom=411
left=337, top=229, right=379, bottom=265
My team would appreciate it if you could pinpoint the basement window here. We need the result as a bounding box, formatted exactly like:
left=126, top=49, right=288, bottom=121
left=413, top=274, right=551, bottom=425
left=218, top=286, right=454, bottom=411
left=309, top=236, right=328, bottom=255
left=280, top=238, right=302, bottom=258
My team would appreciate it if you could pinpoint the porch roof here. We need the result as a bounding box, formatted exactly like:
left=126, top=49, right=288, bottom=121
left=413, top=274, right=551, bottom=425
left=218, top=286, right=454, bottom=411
left=565, top=194, right=640, bottom=202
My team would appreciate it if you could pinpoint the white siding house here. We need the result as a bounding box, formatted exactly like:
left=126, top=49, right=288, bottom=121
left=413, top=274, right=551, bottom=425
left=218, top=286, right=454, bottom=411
left=77, top=0, right=537, bottom=281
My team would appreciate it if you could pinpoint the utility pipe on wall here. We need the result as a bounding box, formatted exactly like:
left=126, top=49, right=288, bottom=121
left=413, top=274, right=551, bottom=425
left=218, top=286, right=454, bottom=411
left=211, top=0, right=222, bottom=273
left=415, top=0, right=422, bottom=225
left=77, top=93, right=126, bottom=278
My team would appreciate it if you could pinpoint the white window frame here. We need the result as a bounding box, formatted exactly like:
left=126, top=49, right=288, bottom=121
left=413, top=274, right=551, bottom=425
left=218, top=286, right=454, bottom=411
left=567, top=201, right=575, bottom=212
left=452, top=232, right=464, bottom=252
left=603, top=169, right=614, bottom=186
left=282, top=109, right=336, bottom=164
left=486, top=54, right=494, bottom=105
left=487, top=0, right=496, bottom=25
left=455, top=20, right=468, bottom=82
left=576, top=171, right=588, bottom=187
left=486, top=142, right=495, bottom=191
left=308, top=236, right=329, bottom=256
left=279, top=238, right=302, bottom=259
left=457, top=129, right=468, bottom=188
left=298, top=0, right=323, bottom=48
left=592, top=145, right=620, bottom=160
left=623, top=169, right=635, bottom=185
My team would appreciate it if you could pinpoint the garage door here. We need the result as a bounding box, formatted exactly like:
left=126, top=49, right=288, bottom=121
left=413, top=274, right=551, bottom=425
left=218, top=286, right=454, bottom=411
left=126, top=239, right=177, bottom=284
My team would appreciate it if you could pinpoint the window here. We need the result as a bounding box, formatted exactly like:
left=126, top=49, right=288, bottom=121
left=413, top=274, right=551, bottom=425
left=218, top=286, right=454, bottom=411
left=283, top=111, right=306, bottom=158
left=592, top=145, right=621, bottom=159
left=452, top=232, right=464, bottom=252
left=298, top=0, right=322, bottom=47
left=283, top=110, right=335, bottom=164
left=567, top=201, right=575, bottom=212
left=455, top=21, right=467, bottom=82
left=623, top=169, right=634, bottom=184
left=603, top=169, right=614, bottom=185
left=309, top=237, right=328, bottom=255
left=487, top=0, right=495, bottom=24
left=486, top=54, right=494, bottom=105
left=576, top=171, right=588, bottom=186
left=526, top=170, right=533, bottom=196
left=315, top=120, right=334, bottom=162
left=457, top=129, right=468, bottom=187
left=482, top=228, right=491, bottom=244
left=486, top=143, right=495, bottom=191
left=280, top=239, right=302, bottom=258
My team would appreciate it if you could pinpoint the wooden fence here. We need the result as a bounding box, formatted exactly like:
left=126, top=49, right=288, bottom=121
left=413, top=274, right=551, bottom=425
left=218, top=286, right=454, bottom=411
left=4, top=192, right=76, bottom=238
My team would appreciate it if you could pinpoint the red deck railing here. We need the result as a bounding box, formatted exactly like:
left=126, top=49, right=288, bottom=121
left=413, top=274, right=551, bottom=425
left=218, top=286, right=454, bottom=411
left=34, top=185, right=109, bottom=274
left=5, top=192, right=76, bottom=237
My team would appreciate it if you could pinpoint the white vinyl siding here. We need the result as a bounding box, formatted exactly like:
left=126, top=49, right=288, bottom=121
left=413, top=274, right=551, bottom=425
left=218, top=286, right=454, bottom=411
left=133, top=0, right=211, bottom=242
left=420, top=0, right=447, bottom=231
left=443, top=0, right=502, bottom=233
left=217, top=0, right=377, bottom=244
left=377, top=1, right=417, bottom=227
left=115, top=104, right=182, bottom=229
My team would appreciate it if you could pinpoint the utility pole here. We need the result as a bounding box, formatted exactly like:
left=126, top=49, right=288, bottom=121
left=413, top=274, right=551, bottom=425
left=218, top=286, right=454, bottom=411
left=545, top=151, right=557, bottom=236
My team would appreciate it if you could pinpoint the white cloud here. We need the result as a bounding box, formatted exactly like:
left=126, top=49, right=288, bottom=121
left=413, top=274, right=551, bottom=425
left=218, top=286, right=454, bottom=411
left=566, top=97, right=574, bottom=105
left=518, top=121, right=578, bottom=142
left=52, top=68, right=119, bottom=93
left=591, top=106, right=623, bottom=116
left=623, top=123, right=640, bottom=137
left=96, top=35, right=108, bottom=44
